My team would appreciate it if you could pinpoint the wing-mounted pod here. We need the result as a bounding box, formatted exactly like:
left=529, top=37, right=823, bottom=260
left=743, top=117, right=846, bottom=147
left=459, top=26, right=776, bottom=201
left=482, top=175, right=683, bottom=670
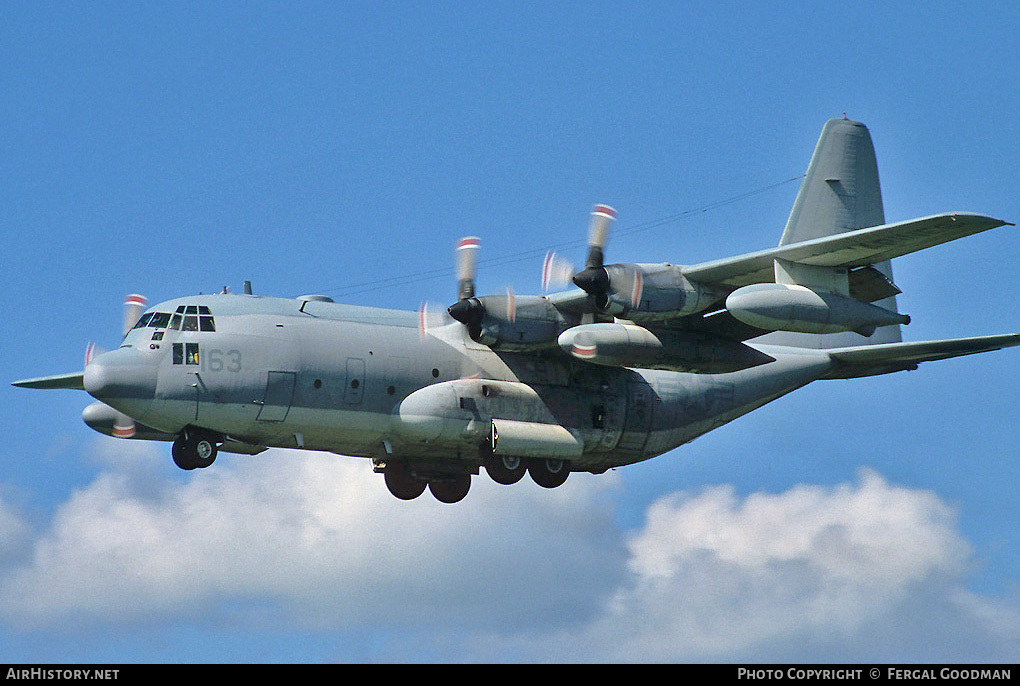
left=725, top=282, right=910, bottom=337
left=447, top=237, right=577, bottom=350
left=558, top=322, right=774, bottom=373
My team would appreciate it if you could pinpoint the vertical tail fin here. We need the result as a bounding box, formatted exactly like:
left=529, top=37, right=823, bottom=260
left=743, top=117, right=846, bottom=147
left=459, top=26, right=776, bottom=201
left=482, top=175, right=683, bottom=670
left=762, top=117, right=903, bottom=349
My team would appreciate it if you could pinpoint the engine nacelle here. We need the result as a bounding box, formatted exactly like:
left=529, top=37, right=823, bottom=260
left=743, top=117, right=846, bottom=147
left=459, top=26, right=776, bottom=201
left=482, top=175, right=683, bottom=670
left=465, top=294, right=574, bottom=350
left=558, top=323, right=774, bottom=373
left=725, top=283, right=910, bottom=336
left=596, top=263, right=726, bottom=321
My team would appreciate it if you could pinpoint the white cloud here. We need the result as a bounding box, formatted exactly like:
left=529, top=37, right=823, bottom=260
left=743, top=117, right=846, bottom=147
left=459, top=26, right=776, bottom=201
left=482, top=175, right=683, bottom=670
left=1, top=449, right=1017, bottom=662
left=501, top=469, right=1019, bottom=662
left=0, top=493, right=31, bottom=565
left=0, top=445, right=625, bottom=632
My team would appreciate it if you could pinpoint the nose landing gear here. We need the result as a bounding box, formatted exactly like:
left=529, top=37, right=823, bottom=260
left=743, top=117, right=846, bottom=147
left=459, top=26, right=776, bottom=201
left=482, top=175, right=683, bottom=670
left=172, top=428, right=219, bottom=470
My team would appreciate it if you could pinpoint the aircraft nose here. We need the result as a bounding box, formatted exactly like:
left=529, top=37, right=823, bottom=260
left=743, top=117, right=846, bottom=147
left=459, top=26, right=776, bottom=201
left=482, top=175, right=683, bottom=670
left=83, top=347, right=157, bottom=416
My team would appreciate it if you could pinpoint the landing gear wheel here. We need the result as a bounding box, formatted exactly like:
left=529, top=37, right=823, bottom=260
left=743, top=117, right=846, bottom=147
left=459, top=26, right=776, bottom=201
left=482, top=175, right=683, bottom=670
left=384, top=462, right=427, bottom=500
left=484, top=453, right=527, bottom=485
left=172, top=436, right=197, bottom=470
left=527, top=458, right=570, bottom=489
left=172, top=430, right=218, bottom=470
left=428, top=474, right=471, bottom=504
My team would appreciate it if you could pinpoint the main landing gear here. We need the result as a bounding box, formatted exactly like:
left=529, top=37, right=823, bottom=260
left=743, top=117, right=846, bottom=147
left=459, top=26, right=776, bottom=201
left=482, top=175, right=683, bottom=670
left=384, top=462, right=472, bottom=504
left=383, top=455, right=571, bottom=503
left=172, top=428, right=219, bottom=470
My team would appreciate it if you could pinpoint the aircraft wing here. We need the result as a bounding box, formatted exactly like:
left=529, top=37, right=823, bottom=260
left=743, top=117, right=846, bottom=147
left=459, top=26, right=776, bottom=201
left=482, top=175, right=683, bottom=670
left=12, top=372, right=85, bottom=390
left=682, top=212, right=1012, bottom=289
left=822, top=333, right=1020, bottom=378
left=545, top=288, right=591, bottom=313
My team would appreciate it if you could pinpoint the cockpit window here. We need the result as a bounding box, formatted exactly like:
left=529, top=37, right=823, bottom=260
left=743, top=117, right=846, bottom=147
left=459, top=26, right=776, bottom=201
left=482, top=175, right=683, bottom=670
left=148, top=312, right=171, bottom=328
left=166, top=305, right=216, bottom=333
left=132, top=313, right=154, bottom=329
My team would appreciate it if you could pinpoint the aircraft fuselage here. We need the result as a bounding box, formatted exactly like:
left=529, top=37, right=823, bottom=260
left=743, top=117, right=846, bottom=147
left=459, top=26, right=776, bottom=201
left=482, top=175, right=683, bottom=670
left=87, top=293, right=832, bottom=477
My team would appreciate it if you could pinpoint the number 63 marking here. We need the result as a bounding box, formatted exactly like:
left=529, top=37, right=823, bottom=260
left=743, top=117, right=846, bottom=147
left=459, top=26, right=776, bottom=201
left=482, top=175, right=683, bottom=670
left=204, top=349, right=242, bottom=372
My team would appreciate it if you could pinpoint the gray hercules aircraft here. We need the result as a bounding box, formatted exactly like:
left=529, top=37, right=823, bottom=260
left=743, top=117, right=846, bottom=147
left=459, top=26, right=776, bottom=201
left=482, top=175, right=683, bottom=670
left=13, top=118, right=1020, bottom=503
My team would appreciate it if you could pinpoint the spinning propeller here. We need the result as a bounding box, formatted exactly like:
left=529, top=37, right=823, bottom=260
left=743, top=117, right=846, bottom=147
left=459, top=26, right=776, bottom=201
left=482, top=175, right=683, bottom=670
left=446, top=236, right=520, bottom=338
left=447, top=236, right=487, bottom=336
left=570, top=204, right=618, bottom=310
left=541, top=204, right=638, bottom=314
left=85, top=293, right=148, bottom=438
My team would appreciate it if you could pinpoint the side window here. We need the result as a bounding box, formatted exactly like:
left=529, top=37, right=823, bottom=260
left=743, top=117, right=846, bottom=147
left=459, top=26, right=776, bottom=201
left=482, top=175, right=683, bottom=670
left=172, top=343, right=184, bottom=365
left=185, top=343, right=199, bottom=365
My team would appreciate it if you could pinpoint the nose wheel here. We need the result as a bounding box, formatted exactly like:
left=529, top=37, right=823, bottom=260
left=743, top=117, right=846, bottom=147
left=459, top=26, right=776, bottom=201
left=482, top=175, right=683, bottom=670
left=172, top=429, right=219, bottom=470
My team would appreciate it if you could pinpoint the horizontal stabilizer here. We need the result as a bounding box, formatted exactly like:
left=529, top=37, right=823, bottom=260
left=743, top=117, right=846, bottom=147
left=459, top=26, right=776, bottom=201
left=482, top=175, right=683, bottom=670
left=823, top=333, right=1020, bottom=378
left=12, top=372, right=85, bottom=390
left=683, top=213, right=1012, bottom=290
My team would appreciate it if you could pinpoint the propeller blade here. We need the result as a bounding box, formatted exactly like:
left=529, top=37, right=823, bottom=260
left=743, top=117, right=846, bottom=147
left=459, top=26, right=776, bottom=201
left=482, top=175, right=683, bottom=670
left=585, top=204, right=616, bottom=269
left=506, top=286, right=516, bottom=323
left=542, top=251, right=576, bottom=291
left=456, top=236, right=480, bottom=301
left=630, top=268, right=644, bottom=309
left=573, top=205, right=617, bottom=313
left=85, top=341, right=111, bottom=367
left=122, top=294, right=148, bottom=337
left=418, top=301, right=455, bottom=339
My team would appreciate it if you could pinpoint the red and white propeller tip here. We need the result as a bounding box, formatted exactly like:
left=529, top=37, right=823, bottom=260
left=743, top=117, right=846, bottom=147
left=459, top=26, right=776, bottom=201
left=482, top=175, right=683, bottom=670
left=122, top=293, right=148, bottom=337
left=586, top=204, right=616, bottom=269
left=456, top=236, right=480, bottom=301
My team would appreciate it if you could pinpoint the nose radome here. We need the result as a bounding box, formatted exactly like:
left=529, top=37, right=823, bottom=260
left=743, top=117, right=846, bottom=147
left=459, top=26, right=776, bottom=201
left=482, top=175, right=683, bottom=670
left=83, top=347, right=157, bottom=413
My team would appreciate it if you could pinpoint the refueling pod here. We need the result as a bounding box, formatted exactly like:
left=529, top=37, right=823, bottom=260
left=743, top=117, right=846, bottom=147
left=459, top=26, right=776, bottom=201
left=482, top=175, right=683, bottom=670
left=725, top=283, right=910, bottom=336
left=558, top=322, right=774, bottom=373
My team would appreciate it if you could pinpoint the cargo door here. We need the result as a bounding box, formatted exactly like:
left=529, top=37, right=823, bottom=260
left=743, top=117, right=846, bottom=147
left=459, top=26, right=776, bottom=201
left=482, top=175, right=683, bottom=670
left=257, top=371, right=296, bottom=422
left=616, top=380, right=654, bottom=453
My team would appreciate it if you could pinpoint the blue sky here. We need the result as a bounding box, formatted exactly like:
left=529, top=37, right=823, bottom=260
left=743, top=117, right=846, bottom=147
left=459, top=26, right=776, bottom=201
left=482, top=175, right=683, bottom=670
left=1, top=1, right=1018, bottom=663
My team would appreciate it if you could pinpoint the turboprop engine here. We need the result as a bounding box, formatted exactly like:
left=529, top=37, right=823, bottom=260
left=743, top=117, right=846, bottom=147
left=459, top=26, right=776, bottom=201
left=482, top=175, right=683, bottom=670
left=725, top=283, right=910, bottom=336
left=448, top=292, right=573, bottom=350
left=447, top=236, right=575, bottom=350
left=555, top=206, right=727, bottom=321
left=574, top=262, right=727, bottom=321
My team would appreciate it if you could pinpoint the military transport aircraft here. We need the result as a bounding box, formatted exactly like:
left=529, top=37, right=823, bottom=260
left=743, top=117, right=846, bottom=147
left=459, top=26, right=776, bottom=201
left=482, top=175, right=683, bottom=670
left=13, top=117, right=1019, bottom=503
